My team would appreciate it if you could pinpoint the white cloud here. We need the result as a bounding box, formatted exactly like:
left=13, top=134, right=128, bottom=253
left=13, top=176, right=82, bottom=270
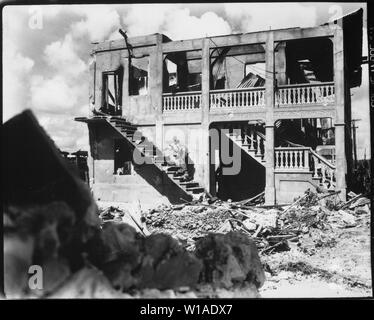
left=2, top=9, right=35, bottom=122
left=70, top=6, right=121, bottom=42
left=3, top=3, right=370, bottom=157
left=224, top=3, right=317, bottom=32
left=30, top=75, right=79, bottom=112
left=124, top=4, right=179, bottom=37
left=38, top=113, right=89, bottom=151
left=163, top=9, right=232, bottom=40
left=124, top=6, right=231, bottom=40
left=44, top=34, right=87, bottom=78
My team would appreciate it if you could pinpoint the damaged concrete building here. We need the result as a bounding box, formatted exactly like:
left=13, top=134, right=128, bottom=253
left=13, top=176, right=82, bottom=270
left=76, top=9, right=364, bottom=205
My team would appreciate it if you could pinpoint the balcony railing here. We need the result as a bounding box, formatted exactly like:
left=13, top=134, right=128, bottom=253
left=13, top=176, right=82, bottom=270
left=310, top=148, right=336, bottom=189
left=161, top=82, right=335, bottom=113
left=275, top=147, right=310, bottom=171
left=275, top=82, right=335, bottom=107
left=210, top=87, right=265, bottom=109
left=162, top=91, right=201, bottom=112
left=275, top=146, right=336, bottom=189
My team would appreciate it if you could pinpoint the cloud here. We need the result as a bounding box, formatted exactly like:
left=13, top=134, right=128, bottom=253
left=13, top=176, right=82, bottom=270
left=123, top=4, right=179, bottom=37
left=163, top=9, right=232, bottom=40
left=2, top=8, right=35, bottom=122
left=44, top=34, right=87, bottom=78
left=30, top=75, right=78, bottom=112
left=70, top=5, right=121, bottom=42
left=224, top=3, right=317, bottom=32
left=3, top=3, right=370, bottom=157
left=30, top=32, right=88, bottom=114
left=38, top=113, right=89, bottom=151
left=124, top=6, right=231, bottom=40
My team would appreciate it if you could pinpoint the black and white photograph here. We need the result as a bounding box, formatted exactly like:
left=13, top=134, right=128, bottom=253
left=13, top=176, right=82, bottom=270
left=2, top=1, right=372, bottom=303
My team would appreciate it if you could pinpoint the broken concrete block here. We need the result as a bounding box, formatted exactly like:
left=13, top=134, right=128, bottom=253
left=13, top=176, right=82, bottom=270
left=137, top=233, right=203, bottom=290
left=3, top=111, right=101, bottom=277
left=250, top=210, right=278, bottom=229
left=3, top=110, right=100, bottom=228
left=354, top=204, right=370, bottom=215
left=4, top=202, right=77, bottom=298
left=338, top=210, right=356, bottom=226
left=195, top=232, right=265, bottom=289
left=91, top=222, right=141, bottom=264
left=216, top=220, right=233, bottom=233
left=242, top=219, right=257, bottom=231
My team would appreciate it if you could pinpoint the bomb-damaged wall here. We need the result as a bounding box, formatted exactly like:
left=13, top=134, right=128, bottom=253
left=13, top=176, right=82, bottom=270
left=92, top=34, right=162, bottom=125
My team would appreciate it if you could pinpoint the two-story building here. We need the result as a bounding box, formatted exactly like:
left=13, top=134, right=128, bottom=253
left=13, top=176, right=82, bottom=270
left=76, top=9, right=363, bottom=205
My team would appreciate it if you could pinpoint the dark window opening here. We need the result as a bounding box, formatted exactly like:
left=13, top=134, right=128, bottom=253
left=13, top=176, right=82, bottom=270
left=210, top=44, right=266, bottom=90
left=114, top=140, right=132, bottom=175
left=129, top=56, right=149, bottom=96
left=163, top=50, right=202, bottom=93
left=283, top=37, right=334, bottom=85
left=275, top=118, right=335, bottom=150
left=101, top=69, right=122, bottom=116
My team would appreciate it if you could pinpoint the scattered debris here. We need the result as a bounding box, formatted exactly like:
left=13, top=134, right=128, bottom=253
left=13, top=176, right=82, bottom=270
left=3, top=110, right=371, bottom=299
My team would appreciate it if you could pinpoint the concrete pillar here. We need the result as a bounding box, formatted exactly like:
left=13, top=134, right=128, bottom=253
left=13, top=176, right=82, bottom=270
left=264, top=32, right=276, bottom=205
left=333, top=26, right=347, bottom=201
left=264, top=125, right=275, bottom=204
left=151, top=34, right=164, bottom=150
left=274, top=42, right=287, bottom=85
left=88, top=56, right=96, bottom=117
left=201, top=38, right=211, bottom=192
left=94, top=56, right=103, bottom=114
left=201, top=38, right=210, bottom=123
left=121, top=52, right=130, bottom=119
left=335, top=123, right=346, bottom=198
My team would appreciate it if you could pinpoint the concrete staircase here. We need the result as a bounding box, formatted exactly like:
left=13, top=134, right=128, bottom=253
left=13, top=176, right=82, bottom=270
left=107, top=117, right=205, bottom=199
left=226, top=129, right=336, bottom=191
left=225, top=131, right=266, bottom=166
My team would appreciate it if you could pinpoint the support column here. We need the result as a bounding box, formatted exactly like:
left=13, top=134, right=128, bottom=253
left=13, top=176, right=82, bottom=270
left=335, top=123, right=346, bottom=199
left=264, top=32, right=276, bottom=205
left=265, top=125, right=275, bottom=204
left=152, top=34, right=164, bottom=150
left=333, top=26, right=347, bottom=201
left=201, top=38, right=211, bottom=192
left=88, top=56, right=96, bottom=117
left=274, top=42, right=286, bottom=85
left=121, top=52, right=130, bottom=119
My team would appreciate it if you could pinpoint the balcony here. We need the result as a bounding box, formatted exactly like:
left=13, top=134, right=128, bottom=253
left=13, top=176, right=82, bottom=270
left=210, top=87, right=265, bottom=110
left=161, top=82, right=335, bottom=114
left=275, top=82, right=335, bottom=107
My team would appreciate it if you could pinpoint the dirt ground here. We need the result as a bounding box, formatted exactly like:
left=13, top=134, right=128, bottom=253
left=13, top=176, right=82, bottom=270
left=260, top=220, right=372, bottom=298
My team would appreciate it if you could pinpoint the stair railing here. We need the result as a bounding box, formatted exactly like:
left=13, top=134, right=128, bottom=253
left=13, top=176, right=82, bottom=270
left=309, top=148, right=336, bottom=189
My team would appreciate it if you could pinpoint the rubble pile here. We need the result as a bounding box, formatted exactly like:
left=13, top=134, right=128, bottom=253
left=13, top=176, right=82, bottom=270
left=3, top=111, right=265, bottom=299
left=146, top=204, right=232, bottom=249
left=3, top=111, right=371, bottom=299
left=143, top=189, right=370, bottom=258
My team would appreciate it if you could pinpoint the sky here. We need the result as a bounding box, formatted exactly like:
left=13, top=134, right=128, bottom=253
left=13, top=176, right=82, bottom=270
left=2, top=2, right=370, bottom=159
